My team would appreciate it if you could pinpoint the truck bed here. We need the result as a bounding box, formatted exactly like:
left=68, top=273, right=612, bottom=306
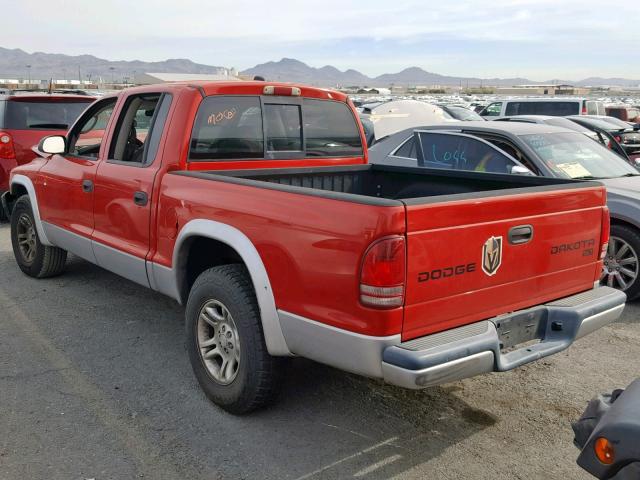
left=170, top=163, right=606, bottom=341
left=175, top=164, right=595, bottom=205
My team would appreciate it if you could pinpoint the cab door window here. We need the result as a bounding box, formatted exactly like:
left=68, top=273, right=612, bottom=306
left=68, top=98, right=116, bottom=158
left=108, top=93, right=172, bottom=165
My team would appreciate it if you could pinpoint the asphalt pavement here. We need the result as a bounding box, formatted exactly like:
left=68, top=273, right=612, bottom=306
left=0, top=222, right=638, bottom=480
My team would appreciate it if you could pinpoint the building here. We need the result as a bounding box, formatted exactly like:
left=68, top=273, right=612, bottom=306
left=134, top=72, right=240, bottom=85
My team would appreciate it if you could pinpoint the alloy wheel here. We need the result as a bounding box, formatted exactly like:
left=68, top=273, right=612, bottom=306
left=601, top=236, right=639, bottom=291
left=197, top=299, right=241, bottom=385
left=16, top=214, right=37, bottom=264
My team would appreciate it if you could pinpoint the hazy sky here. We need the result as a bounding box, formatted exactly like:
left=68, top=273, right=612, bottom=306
left=7, top=0, right=640, bottom=79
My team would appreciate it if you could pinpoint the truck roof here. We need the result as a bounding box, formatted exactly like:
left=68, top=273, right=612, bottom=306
left=117, top=81, right=350, bottom=102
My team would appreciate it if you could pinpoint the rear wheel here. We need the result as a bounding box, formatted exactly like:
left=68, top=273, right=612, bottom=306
left=185, top=264, right=285, bottom=414
left=10, top=195, right=67, bottom=278
left=601, top=224, right=640, bottom=300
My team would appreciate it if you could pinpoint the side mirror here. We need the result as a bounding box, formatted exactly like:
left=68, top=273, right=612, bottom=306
left=510, top=164, right=534, bottom=176
left=38, top=135, right=66, bottom=155
left=633, top=123, right=640, bottom=131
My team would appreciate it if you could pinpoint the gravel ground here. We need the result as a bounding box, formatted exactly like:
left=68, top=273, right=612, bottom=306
left=0, top=222, right=638, bottom=480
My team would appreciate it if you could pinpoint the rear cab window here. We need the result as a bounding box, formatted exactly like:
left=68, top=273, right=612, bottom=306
left=189, top=96, right=362, bottom=161
left=3, top=97, right=92, bottom=130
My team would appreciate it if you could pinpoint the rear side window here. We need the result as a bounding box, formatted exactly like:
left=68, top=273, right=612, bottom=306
left=108, top=93, right=173, bottom=165
left=3, top=99, right=91, bottom=130
left=416, top=132, right=519, bottom=174
left=392, top=137, right=417, bottom=159
left=189, top=96, right=362, bottom=161
left=505, top=101, right=580, bottom=116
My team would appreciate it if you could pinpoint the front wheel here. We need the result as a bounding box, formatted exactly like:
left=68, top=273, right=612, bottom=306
left=185, top=264, right=285, bottom=414
left=602, top=224, right=640, bottom=300
left=10, top=195, right=67, bottom=278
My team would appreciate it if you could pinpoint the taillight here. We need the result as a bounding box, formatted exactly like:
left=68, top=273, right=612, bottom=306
left=614, top=135, right=622, bottom=143
left=600, top=206, right=610, bottom=260
left=360, top=236, right=406, bottom=309
left=0, top=132, right=16, bottom=159
left=582, top=105, right=587, bottom=115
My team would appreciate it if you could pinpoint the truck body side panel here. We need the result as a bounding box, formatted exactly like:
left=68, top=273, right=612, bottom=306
left=153, top=174, right=406, bottom=337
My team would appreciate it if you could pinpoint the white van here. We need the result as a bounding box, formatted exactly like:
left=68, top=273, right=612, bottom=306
left=480, top=98, right=606, bottom=118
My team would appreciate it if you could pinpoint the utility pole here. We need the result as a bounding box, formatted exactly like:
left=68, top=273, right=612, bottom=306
left=26, top=64, right=31, bottom=87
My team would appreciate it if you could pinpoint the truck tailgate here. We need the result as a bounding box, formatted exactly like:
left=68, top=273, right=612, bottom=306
left=403, top=186, right=606, bottom=341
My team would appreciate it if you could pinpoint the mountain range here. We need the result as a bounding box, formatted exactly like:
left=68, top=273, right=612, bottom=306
left=0, top=47, right=226, bottom=82
left=1, top=47, right=638, bottom=88
left=243, top=58, right=640, bottom=88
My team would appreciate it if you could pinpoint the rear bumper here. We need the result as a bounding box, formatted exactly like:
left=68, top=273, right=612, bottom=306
left=278, top=286, right=625, bottom=389
left=382, top=286, right=626, bottom=389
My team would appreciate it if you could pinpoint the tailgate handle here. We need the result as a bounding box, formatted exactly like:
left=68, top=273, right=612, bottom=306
left=509, top=225, right=533, bottom=245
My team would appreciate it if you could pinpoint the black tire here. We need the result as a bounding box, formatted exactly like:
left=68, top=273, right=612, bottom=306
left=604, top=224, right=640, bottom=301
left=0, top=201, right=8, bottom=223
left=10, top=195, right=67, bottom=278
left=185, top=264, right=285, bottom=414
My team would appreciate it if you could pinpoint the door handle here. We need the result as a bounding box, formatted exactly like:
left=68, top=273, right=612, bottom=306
left=133, top=191, right=148, bottom=206
left=82, top=179, right=93, bottom=193
left=508, top=225, right=533, bottom=245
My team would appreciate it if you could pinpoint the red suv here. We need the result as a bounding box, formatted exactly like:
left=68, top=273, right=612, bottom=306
left=0, top=92, right=95, bottom=196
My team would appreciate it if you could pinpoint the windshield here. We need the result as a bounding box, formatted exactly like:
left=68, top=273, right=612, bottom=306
left=520, top=132, right=639, bottom=179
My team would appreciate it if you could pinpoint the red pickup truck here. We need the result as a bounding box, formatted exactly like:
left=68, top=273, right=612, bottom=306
left=2, top=82, right=626, bottom=414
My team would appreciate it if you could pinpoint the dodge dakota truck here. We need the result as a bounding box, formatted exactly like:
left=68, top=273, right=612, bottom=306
left=2, top=82, right=626, bottom=414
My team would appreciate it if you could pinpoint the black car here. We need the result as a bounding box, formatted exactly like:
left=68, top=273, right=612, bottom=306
left=494, top=115, right=633, bottom=164
left=568, top=115, right=640, bottom=158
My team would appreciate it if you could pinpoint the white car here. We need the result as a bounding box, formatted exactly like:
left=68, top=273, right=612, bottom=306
left=480, top=97, right=606, bottom=118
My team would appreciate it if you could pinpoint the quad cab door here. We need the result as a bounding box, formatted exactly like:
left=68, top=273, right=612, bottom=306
left=37, top=97, right=117, bottom=262
left=91, top=92, right=173, bottom=287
